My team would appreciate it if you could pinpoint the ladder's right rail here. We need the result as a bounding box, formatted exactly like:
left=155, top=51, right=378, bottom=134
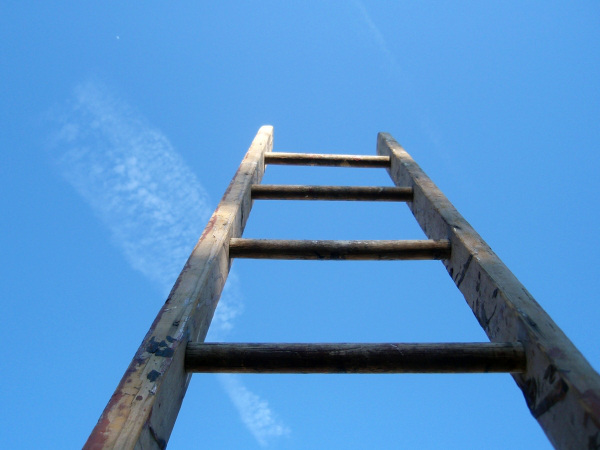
left=377, top=132, right=600, bottom=449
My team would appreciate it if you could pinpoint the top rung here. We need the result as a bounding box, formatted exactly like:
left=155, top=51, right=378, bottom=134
left=265, top=152, right=390, bottom=168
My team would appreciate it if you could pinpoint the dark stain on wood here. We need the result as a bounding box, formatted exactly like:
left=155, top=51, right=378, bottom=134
left=147, top=370, right=161, bottom=382
left=146, top=336, right=174, bottom=357
left=523, top=373, right=570, bottom=419
left=455, top=254, right=473, bottom=288
left=148, top=423, right=167, bottom=449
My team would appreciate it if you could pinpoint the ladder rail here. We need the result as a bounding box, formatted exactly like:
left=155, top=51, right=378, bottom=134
left=377, top=132, right=600, bottom=449
left=84, top=126, right=274, bottom=449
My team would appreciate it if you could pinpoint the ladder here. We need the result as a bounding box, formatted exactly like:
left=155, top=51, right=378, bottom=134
left=85, top=126, right=600, bottom=449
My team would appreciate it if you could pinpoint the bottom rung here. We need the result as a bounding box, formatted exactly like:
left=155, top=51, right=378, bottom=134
left=185, top=342, right=525, bottom=373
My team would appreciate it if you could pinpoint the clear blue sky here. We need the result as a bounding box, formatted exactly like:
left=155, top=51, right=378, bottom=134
left=2, top=2, right=599, bottom=449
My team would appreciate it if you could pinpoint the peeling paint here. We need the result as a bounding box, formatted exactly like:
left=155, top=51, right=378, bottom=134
left=147, top=370, right=161, bottom=382
left=146, top=337, right=175, bottom=358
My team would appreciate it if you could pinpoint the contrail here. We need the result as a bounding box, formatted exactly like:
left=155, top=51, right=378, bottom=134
left=352, top=1, right=452, bottom=169
left=352, top=0, right=399, bottom=70
left=50, top=81, right=289, bottom=446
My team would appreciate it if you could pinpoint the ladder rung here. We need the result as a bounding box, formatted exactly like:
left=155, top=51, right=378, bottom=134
left=229, top=238, right=451, bottom=260
left=251, top=185, right=413, bottom=201
left=265, top=152, right=390, bottom=167
left=185, top=342, right=526, bottom=373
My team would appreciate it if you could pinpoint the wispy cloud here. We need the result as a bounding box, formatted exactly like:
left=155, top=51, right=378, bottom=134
left=352, top=1, right=451, bottom=168
left=219, top=374, right=291, bottom=446
left=352, top=0, right=399, bottom=70
left=51, top=81, right=212, bottom=292
left=50, top=81, right=289, bottom=446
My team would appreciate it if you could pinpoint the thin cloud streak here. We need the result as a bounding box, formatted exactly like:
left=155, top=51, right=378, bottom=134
left=52, top=81, right=212, bottom=292
left=352, top=1, right=452, bottom=169
left=219, top=374, right=291, bottom=447
left=51, top=81, right=289, bottom=446
left=352, top=0, right=398, bottom=70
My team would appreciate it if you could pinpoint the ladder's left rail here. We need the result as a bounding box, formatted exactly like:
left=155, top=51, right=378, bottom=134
left=84, top=126, right=273, bottom=449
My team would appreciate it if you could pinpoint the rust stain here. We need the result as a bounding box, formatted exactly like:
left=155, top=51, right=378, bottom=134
left=203, top=213, right=219, bottom=238
left=83, top=351, right=149, bottom=448
left=84, top=387, right=128, bottom=449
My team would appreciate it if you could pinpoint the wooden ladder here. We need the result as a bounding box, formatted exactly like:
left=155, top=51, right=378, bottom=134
left=85, top=126, right=600, bottom=449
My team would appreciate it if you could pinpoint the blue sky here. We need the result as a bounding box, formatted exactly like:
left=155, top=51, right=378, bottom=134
left=1, top=2, right=599, bottom=448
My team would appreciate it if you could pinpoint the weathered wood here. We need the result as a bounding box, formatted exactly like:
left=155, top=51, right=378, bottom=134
left=185, top=342, right=526, bottom=374
left=84, top=126, right=274, bottom=449
left=377, top=132, right=600, bottom=449
left=251, top=185, right=413, bottom=201
left=228, top=238, right=451, bottom=260
left=265, top=152, right=390, bottom=167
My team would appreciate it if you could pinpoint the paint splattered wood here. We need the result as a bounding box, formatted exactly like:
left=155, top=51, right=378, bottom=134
left=377, top=132, right=600, bottom=449
left=84, top=126, right=273, bottom=449
left=185, top=342, right=526, bottom=373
